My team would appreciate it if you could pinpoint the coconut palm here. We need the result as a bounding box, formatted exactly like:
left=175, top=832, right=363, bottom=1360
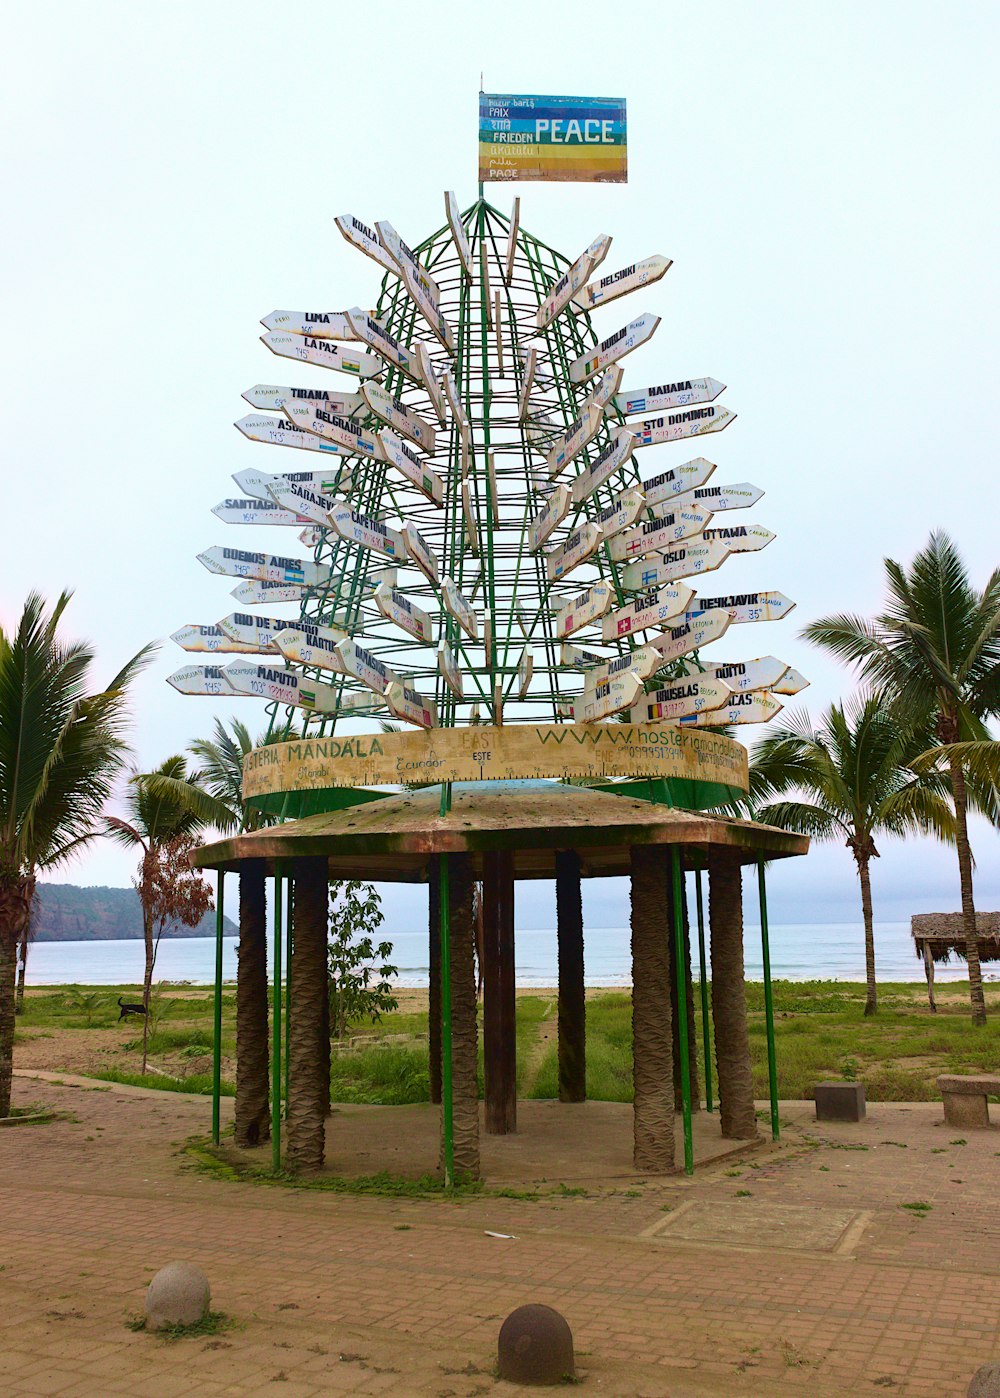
left=0, top=590, right=152, bottom=1116
left=804, top=532, right=1000, bottom=1023
left=749, top=694, right=955, bottom=1015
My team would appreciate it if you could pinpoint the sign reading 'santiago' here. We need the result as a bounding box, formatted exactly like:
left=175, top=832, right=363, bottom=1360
left=243, top=722, right=748, bottom=801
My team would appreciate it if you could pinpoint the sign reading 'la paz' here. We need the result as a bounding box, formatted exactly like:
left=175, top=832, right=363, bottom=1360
left=609, top=504, right=714, bottom=562
left=673, top=481, right=764, bottom=513
left=445, top=191, right=474, bottom=278
left=377, top=429, right=445, bottom=505
left=231, top=580, right=307, bottom=606
left=614, top=377, right=725, bottom=416
left=535, top=233, right=612, bottom=331
left=687, top=656, right=790, bottom=694
left=629, top=404, right=736, bottom=448
left=345, top=307, right=424, bottom=385
left=212, top=498, right=310, bottom=528
left=361, top=381, right=437, bottom=454
left=171, top=624, right=263, bottom=655
left=640, top=457, right=717, bottom=511
left=690, top=590, right=796, bottom=625
left=569, top=312, right=660, bottom=384
left=546, top=521, right=603, bottom=582
left=630, top=675, right=733, bottom=722
left=224, top=660, right=342, bottom=714
left=529, top=483, right=571, bottom=552
left=554, top=581, right=613, bottom=638
left=335, top=213, right=398, bottom=275
left=442, top=579, right=479, bottom=641
left=648, top=606, right=733, bottom=664
left=602, top=582, right=694, bottom=640
left=678, top=690, right=784, bottom=728
left=261, top=331, right=383, bottom=380
left=260, top=310, right=358, bottom=341
left=374, top=582, right=433, bottom=643
left=326, top=501, right=406, bottom=562
left=572, top=254, right=672, bottom=314
left=281, top=400, right=379, bottom=458
left=571, top=427, right=636, bottom=504
left=546, top=403, right=603, bottom=478
left=273, top=624, right=349, bottom=673
left=267, top=479, right=338, bottom=528
left=621, top=537, right=732, bottom=591
left=197, top=546, right=329, bottom=588
left=243, top=384, right=364, bottom=416
left=235, top=413, right=349, bottom=457
left=386, top=680, right=438, bottom=730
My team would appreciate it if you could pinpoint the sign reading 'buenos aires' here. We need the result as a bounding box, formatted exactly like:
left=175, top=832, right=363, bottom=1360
left=479, top=94, right=627, bottom=183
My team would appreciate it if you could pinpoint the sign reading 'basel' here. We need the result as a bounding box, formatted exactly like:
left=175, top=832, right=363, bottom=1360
left=479, top=94, right=627, bottom=184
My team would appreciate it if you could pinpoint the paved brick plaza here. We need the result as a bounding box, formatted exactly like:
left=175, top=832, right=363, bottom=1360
left=3, top=1072, right=999, bottom=1396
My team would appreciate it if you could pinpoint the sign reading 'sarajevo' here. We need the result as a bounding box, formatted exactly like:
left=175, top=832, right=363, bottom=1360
left=479, top=94, right=627, bottom=184
left=243, top=723, right=748, bottom=804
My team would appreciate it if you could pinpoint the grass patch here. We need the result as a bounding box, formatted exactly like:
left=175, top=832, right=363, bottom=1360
left=127, top=1310, right=237, bottom=1341
left=91, top=1067, right=234, bottom=1096
left=899, top=1200, right=933, bottom=1215
left=330, top=1043, right=429, bottom=1105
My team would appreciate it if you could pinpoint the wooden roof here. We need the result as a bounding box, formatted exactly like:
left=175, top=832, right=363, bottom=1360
left=911, top=912, right=1000, bottom=965
left=191, top=782, right=809, bottom=881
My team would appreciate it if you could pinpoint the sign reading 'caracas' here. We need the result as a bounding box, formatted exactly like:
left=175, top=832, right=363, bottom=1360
left=479, top=94, right=627, bottom=183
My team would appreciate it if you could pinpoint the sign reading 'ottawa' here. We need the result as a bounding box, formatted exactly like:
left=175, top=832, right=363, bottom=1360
left=242, top=723, right=749, bottom=801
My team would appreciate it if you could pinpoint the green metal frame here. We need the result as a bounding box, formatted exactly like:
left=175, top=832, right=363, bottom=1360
left=211, top=869, right=225, bottom=1145
left=438, top=843, right=454, bottom=1188
left=271, top=864, right=283, bottom=1170
left=694, top=866, right=713, bottom=1114
left=757, top=858, right=779, bottom=1141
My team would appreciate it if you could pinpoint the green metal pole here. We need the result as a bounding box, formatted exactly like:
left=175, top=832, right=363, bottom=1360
left=758, top=858, right=780, bottom=1142
left=271, top=864, right=283, bottom=1171
left=284, top=875, right=292, bottom=1115
left=695, top=867, right=713, bottom=1113
left=211, top=869, right=225, bottom=1145
left=671, top=848, right=694, bottom=1176
left=439, top=853, right=454, bottom=1188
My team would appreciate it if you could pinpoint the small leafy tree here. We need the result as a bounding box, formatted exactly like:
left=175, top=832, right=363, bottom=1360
left=327, top=881, right=397, bottom=1041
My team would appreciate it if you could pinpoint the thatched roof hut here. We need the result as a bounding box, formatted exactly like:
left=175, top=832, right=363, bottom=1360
left=911, top=913, right=1000, bottom=966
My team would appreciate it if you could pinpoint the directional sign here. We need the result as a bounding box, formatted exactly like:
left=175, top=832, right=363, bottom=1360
left=572, top=254, right=671, bottom=314
left=595, top=486, right=645, bottom=539
left=242, top=384, right=364, bottom=415
left=504, top=196, right=520, bottom=284
left=518, top=348, right=538, bottom=422
left=629, top=404, right=736, bottom=448
left=609, top=504, right=715, bottom=562
left=438, top=642, right=463, bottom=699
left=690, top=591, right=796, bottom=625
left=235, top=413, right=350, bottom=457
left=224, top=661, right=342, bottom=714
left=545, top=403, right=603, bottom=478
left=171, top=624, right=263, bottom=655
left=345, top=307, right=424, bottom=384
left=535, top=234, right=611, bottom=331
left=631, top=676, right=733, bottom=722
left=700, top=523, right=776, bottom=553
left=588, top=362, right=624, bottom=410
left=614, top=377, right=725, bottom=416
left=217, top=613, right=318, bottom=653
left=570, top=427, right=635, bottom=504
left=647, top=608, right=733, bottom=665
left=688, top=656, right=791, bottom=695
left=545, top=521, right=603, bottom=582
left=569, top=312, right=660, bottom=384
left=233, top=466, right=351, bottom=502
left=445, top=191, right=474, bottom=278
left=772, top=667, right=809, bottom=695
left=335, top=214, right=398, bottom=274
left=212, top=498, right=310, bottom=527
left=601, top=583, right=694, bottom=639
left=559, top=641, right=607, bottom=670
left=554, top=581, right=614, bottom=638
left=529, top=483, right=571, bottom=552
left=385, top=680, right=438, bottom=730
left=376, top=220, right=442, bottom=306
left=266, top=479, right=338, bottom=528
left=281, top=400, right=379, bottom=457
left=273, top=624, right=350, bottom=673
left=462, top=481, right=479, bottom=555
left=442, top=579, right=479, bottom=641
left=442, top=368, right=470, bottom=435
left=326, top=501, right=406, bottom=562
left=374, top=582, right=434, bottom=643
left=167, top=664, right=234, bottom=697
left=575, top=645, right=662, bottom=689
left=335, top=638, right=398, bottom=695
left=197, top=547, right=330, bottom=588
left=416, top=345, right=447, bottom=426
left=379, top=228, right=455, bottom=352
left=577, top=669, right=643, bottom=723
left=377, top=429, right=444, bottom=505
left=621, top=537, right=731, bottom=591
left=517, top=646, right=533, bottom=698
left=361, top=382, right=436, bottom=454
left=672, top=481, right=764, bottom=514
left=231, top=581, right=308, bottom=606
left=260, top=310, right=358, bottom=340
left=678, top=691, right=784, bottom=727
left=402, top=522, right=439, bottom=586
left=641, top=456, right=717, bottom=510
left=298, top=527, right=324, bottom=550
left=261, top=332, right=383, bottom=379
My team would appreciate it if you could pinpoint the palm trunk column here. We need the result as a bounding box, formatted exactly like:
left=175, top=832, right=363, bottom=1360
left=441, top=853, right=480, bottom=1179
left=556, top=850, right=586, bottom=1103
left=286, top=856, right=329, bottom=1172
left=708, top=852, right=758, bottom=1140
left=630, top=846, right=675, bottom=1172
left=482, top=850, right=516, bottom=1134
left=234, top=859, right=270, bottom=1147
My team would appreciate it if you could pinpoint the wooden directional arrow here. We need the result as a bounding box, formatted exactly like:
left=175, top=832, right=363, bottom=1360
left=374, top=582, right=434, bottom=643
left=641, top=456, right=717, bottom=510
left=273, top=624, right=350, bottom=673
left=402, top=522, right=440, bottom=587
left=688, top=656, right=791, bottom=694
left=647, top=608, right=733, bottom=665
left=438, top=642, right=463, bottom=699
left=197, top=547, right=329, bottom=588
left=376, top=220, right=442, bottom=306
left=554, top=581, right=614, bottom=638
left=218, top=613, right=320, bottom=652
left=242, top=384, right=364, bottom=415
left=630, top=676, right=733, bottom=722
left=570, top=645, right=662, bottom=687
left=386, top=680, right=438, bottom=729
left=621, top=538, right=732, bottom=591
left=700, top=523, right=776, bottom=553
left=609, top=504, right=715, bottom=562
left=231, top=580, right=308, bottom=606
left=517, top=646, right=533, bottom=698
left=571, top=427, right=636, bottom=504
left=336, top=637, right=398, bottom=695
left=672, top=481, right=764, bottom=513
left=588, top=363, right=624, bottom=410
left=518, top=348, right=538, bottom=422
left=416, top=345, right=447, bottom=426
left=504, top=197, right=520, bottom=284
left=602, top=583, right=694, bottom=640
left=678, top=690, right=784, bottom=727
left=260, top=310, right=358, bottom=340
left=167, top=664, right=235, bottom=697
left=261, top=331, right=383, bottom=379
left=629, top=404, right=736, bottom=448
left=572, top=254, right=672, bottom=314
left=461, top=481, right=478, bottom=555
left=545, top=522, right=603, bottom=582
left=614, top=377, right=725, bottom=416
left=689, top=590, right=796, bottom=624
left=377, top=429, right=445, bottom=505
left=577, top=669, right=644, bottom=723
left=569, top=312, right=660, bottom=384
left=171, top=624, right=263, bottom=655
left=545, top=404, right=603, bottom=479
left=280, top=401, right=379, bottom=458
left=445, top=192, right=474, bottom=278
left=529, top=484, right=571, bottom=552
left=232, top=466, right=351, bottom=502
left=326, top=501, right=406, bottom=563
left=345, top=308, right=424, bottom=384
left=361, top=382, right=437, bottom=454
left=235, top=413, right=353, bottom=458
left=772, top=666, right=809, bottom=695
left=266, top=479, right=338, bottom=528
left=223, top=660, right=342, bottom=713
left=595, top=486, right=645, bottom=539
left=536, top=234, right=612, bottom=331
left=335, top=213, right=398, bottom=274
left=212, top=498, right=310, bottom=527
left=442, top=579, right=479, bottom=641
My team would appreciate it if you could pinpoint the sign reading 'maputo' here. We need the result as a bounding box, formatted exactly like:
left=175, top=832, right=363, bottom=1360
left=479, top=94, right=627, bottom=184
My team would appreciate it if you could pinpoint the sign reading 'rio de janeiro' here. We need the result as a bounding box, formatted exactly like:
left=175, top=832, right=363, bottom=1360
left=479, top=94, right=627, bottom=184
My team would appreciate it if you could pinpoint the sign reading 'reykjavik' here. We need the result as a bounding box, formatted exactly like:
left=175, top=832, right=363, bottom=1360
left=479, top=94, right=626, bottom=184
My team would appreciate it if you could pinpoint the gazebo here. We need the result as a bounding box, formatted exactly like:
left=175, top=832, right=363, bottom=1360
left=194, top=777, right=808, bottom=1180
left=911, top=912, right=1000, bottom=1011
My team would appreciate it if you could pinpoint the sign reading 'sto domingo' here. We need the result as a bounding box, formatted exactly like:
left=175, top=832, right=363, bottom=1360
left=479, top=94, right=627, bottom=183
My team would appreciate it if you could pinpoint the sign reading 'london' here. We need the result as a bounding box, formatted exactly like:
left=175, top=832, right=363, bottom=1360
left=479, top=94, right=627, bottom=183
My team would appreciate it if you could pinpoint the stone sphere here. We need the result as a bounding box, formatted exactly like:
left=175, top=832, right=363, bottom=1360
left=144, top=1262, right=211, bottom=1331
left=498, top=1303, right=575, bottom=1386
left=969, top=1363, right=1000, bottom=1398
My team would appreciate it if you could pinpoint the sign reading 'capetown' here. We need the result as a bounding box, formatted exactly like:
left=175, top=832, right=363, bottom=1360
left=479, top=94, right=627, bottom=183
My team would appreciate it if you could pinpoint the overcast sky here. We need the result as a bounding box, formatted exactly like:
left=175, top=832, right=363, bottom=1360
left=3, top=0, right=998, bottom=933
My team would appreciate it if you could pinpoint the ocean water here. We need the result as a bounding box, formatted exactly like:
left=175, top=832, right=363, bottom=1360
left=24, top=921, right=988, bottom=988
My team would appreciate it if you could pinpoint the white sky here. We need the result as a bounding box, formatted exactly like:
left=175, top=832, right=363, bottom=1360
left=4, top=0, right=999, bottom=933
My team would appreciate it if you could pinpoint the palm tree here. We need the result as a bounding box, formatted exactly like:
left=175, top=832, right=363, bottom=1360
left=805, top=532, right=1000, bottom=1023
left=750, top=694, right=954, bottom=1016
left=0, top=590, right=152, bottom=1116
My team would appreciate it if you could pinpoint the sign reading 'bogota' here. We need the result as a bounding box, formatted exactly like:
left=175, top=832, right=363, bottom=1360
left=243, top=723, right=747, bottom=803
left=479, top=94, right=627, bottom=183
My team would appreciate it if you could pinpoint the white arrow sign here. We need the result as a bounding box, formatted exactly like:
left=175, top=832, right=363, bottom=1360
left=572, top=254, right=672, bottom=314
left=577, top=669, right=644, bottom=723
left=595, top=486, right=645, bottom=539
left=573, top=645, right=662, bottom=689
left=442, top=579, right=479, bottom=641
left=224, top=661, right=343, bottom=713
left=602, top=583, right=695, bottom=640
left=374, top=582, right=434, bottom=643
left=678, top=691, right=784, bottom=727
left=442, top=368, right=470, bottom=436
left=588, top=363, right=624, bottom=411
left=536, top=234, right=612, bottom=331
left=640, top=457, right=717, bottom=510
left=235, top=413, right=351, bottom=457
left=700, top=523, right=776, bottom=553
left=167, top=664, right=235, bottom=696
left=281, top=401, right=379, bottom=458
left=261, top=331, right=383, bottom=379
left=629, top=404, right=736, bottom=448
left=690, top=591, right=796, bottom=625
left=772, top=666, right=809, bottom=695
left=361, top=382, right=436, bottom=454
left=335, top=638, right=398, bottom=695
left=569, top=312, right=660, bottom=384
left=198, top=547, right=329, bottom=588
left=630, top=676, right=734, bottom=722
left=402, top=522, right=439, bottom=587
left=529, top=484, right=572, bottom=552
left=517, top=348, right=539, bottom=425
left=386, top=680, right=438, bottom=730
left=266, top=479, right=338, bottom=528
left=231, top=581, right=308, bottom=606
left=570, top=427, right=636, bottom=504
left=376, top=429, right=444, bottom=505
left=621, top=538, right=732, bottom=591
left=688, top=656, right=791, bottom=694
left=545, top=403, right=603, bottom=479
left=212, top=498, right=310, bottom=528
left=545, top=522, right=603, bottom=582
left=504, top=196, right=520, bottom=284
left=647, top=608, right=733, bottom=664
left=217, top=614, right=324, bottom=652
left=233, top=466, right=350, bottom=503
left=673, top=481, right=764, bottom=513
left=416, top=345, right=447, bottom=426
left=273, top=624, right=350, bottom=673
left=326, top=501, right=406, bottom=562
left=461, top=481, right=478, bottom=555
left=554, top=581, right=614, bottom=638
left=376, top=220, right=442, bottom=306
left=260, top=310, right=358, bottom=341
left=345, top=307, right=424, bottom=385
left=336, top=214, right=398, bottom=274
left=438, top=642, right=463, bottom=699
left=609, top=505, right=715, bottom=562
left=171, top=624, right=264, bottom=655
left=614, top=377, right=725, bottom=416
left=517, top=646, right=533, bottom=698
left=242, top=384, right=364, bottom=415
left=445, top=191, right=474, bottom=278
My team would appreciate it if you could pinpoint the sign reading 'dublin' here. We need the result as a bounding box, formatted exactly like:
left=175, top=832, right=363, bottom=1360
left=243, top=722, right=747, bottom=801
left=479, top=94, right=627, bottom=184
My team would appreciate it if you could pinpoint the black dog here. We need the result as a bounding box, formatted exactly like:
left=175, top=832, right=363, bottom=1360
left=117, top=996, right=147, bottom=1021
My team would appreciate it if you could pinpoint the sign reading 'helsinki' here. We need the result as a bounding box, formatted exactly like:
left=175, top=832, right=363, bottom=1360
left=166, top=90, right=806, bottom=801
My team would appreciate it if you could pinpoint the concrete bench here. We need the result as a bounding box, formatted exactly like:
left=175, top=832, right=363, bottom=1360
left=814, top=1081, right=866, bottom=1122
left=937, top=1074, right=1000, bottom=1129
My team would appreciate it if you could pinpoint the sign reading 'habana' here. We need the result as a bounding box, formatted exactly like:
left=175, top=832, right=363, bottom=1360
left=479, top=94, right=627, bottom=184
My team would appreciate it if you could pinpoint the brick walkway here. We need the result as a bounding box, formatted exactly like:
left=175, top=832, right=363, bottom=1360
left=2, top=1073, right=999, bottom=1396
